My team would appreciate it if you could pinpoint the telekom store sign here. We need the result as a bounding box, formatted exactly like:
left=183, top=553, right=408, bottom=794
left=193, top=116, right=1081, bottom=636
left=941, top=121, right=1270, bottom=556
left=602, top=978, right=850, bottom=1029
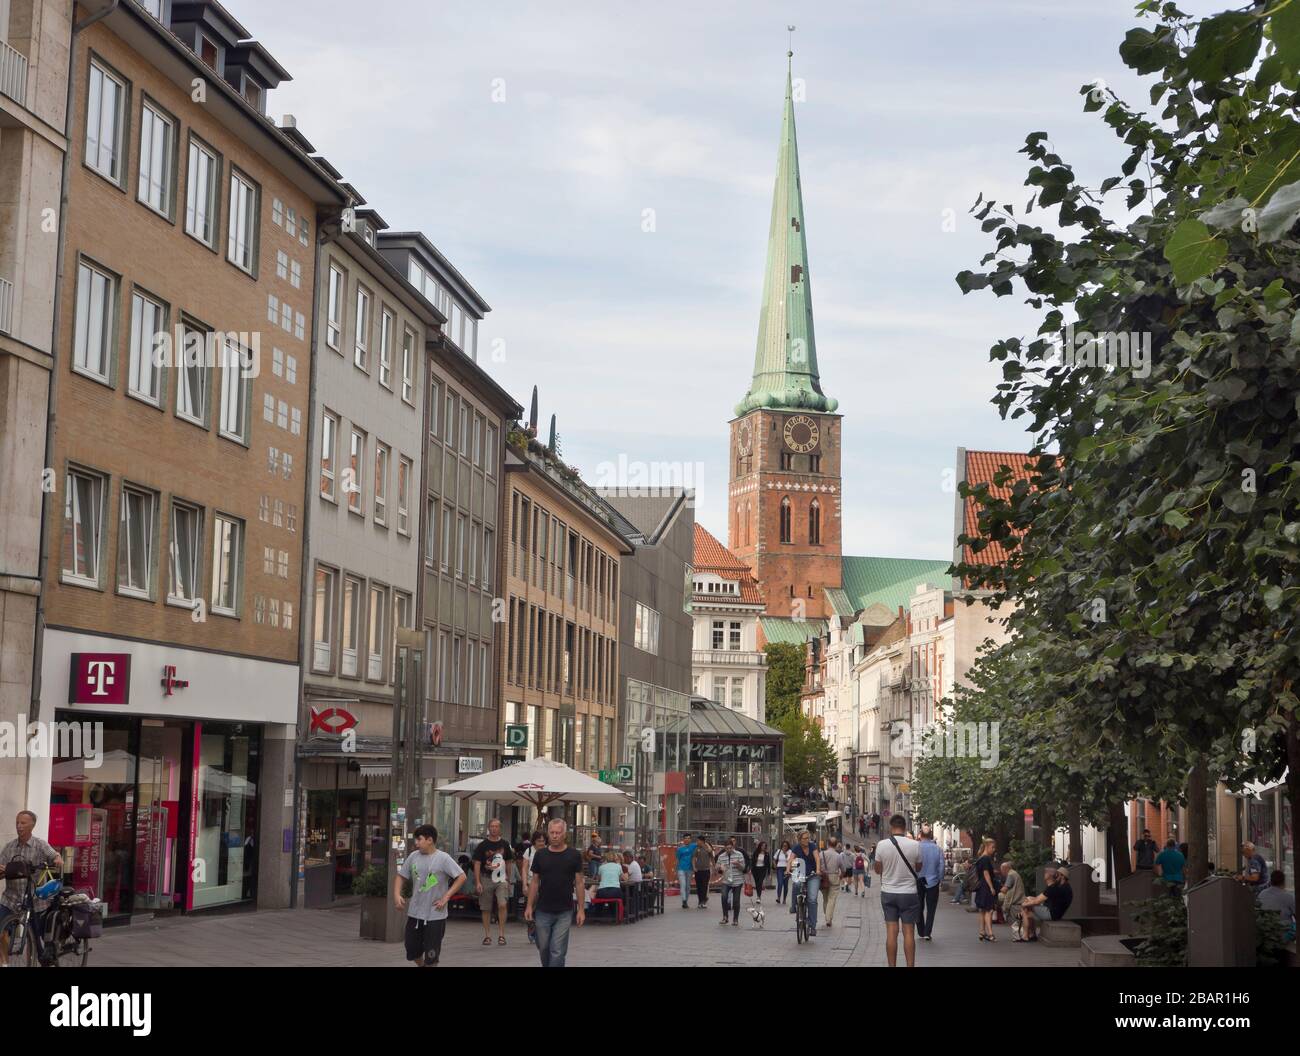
left=67, top=653, right=131, bottom=705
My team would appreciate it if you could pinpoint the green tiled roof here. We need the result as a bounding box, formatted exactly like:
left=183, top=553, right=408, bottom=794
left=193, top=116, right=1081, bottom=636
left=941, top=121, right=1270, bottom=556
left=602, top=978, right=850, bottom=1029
left=840, top=556, right=951, bottom=615
left=823, top=587, right=856, bottom=622
left=760, top=616, right=828, bottom=646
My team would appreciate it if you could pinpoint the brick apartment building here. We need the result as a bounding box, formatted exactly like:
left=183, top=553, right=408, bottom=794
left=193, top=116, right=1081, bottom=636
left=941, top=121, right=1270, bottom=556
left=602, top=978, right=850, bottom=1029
left=28, top=0, right=346, bottom=921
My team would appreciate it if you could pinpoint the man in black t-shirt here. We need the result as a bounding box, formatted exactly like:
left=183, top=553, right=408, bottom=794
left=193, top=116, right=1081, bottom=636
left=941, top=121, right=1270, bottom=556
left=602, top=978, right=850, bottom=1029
left=472, top=818, right=515, bottom=947
left=524, top=817, right=586, bottom=967
left=1017, top=867, right=1073, bottom=941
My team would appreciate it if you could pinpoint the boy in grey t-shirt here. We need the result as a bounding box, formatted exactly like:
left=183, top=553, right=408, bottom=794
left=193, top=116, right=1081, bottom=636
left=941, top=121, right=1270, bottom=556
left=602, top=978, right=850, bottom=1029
left=395, top=825, right=466, bottom=966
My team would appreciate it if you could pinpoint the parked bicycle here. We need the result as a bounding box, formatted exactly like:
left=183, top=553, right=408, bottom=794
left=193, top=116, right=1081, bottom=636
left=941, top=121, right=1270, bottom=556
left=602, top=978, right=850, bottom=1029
left=0, top=860, right=101, bottom=968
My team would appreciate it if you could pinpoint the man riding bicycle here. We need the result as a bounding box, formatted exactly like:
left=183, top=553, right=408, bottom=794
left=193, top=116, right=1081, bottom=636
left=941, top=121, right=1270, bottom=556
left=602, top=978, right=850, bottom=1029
left=0, top=810, right=63, bottom=966
left=787, top=829, right=822, bottom=939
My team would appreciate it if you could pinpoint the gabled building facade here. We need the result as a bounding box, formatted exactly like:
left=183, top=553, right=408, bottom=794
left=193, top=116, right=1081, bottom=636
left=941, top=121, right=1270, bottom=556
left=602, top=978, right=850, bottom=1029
left=690, top=524, right=765, bottom=723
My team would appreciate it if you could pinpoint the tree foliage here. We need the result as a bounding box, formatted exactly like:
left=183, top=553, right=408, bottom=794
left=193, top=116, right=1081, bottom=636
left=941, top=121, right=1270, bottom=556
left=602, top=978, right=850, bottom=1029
left=952, top=0, right=1300, bottom=869
left=776, top=710, right=839, bottom=792
left=763, top=641, right=805, bottom=725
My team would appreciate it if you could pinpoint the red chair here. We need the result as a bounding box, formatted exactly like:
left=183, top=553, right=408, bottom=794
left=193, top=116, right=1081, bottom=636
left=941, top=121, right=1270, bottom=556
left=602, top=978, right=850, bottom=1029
left=589, top=894, right=624, bottom=924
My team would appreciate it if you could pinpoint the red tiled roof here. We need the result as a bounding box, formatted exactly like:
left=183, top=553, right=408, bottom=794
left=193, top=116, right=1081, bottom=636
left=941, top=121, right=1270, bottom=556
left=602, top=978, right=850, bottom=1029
left=693, top=524, right=763, bottom=604
left=961, top=450, right=1040, bottom=571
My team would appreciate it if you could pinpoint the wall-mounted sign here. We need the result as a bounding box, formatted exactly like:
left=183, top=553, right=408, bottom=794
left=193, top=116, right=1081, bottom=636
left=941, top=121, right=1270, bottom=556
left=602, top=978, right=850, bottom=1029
left=599, top=764, right=633, bottom=784
left=738, top=804, right=769, bottom=817
left=68, top=653, right=131, bottom=706
left=310, top=706, right=358, bottom=735
left=458, top=756, right=484, bottom=774
left=505, top=724, right=528, bottom=750
left=502, top=755, right=526, bottom=767
left=161, top=665, right=190, bottom=697
left=689, top=741, right=777, bottom=763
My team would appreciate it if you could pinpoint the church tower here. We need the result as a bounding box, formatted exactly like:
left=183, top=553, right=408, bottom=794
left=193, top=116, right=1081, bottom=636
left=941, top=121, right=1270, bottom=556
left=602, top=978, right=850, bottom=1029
left=728, top=57, right=842, bottom=621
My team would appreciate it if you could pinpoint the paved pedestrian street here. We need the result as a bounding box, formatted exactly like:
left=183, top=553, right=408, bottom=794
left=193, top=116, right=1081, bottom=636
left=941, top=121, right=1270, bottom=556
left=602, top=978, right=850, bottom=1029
left=91, top=886, right=1077, bottom=968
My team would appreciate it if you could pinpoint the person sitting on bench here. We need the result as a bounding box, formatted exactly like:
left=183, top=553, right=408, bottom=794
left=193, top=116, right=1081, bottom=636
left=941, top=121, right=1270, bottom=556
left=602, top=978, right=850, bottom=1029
left=1016, top=866, right=1073, bottom=942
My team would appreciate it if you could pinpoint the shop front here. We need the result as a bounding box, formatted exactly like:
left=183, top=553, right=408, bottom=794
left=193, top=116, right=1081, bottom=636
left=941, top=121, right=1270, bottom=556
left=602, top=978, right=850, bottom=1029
left=32, top=629, right=297, bottom=923
left=683, top=697, right=784, bottom=851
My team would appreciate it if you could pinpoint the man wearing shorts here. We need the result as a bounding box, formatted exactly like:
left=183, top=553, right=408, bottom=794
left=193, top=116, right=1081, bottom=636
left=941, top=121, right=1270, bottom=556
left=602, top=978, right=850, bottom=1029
left=395, top=825, right=465, bottom=967
left=473, top=817, right=514, bottom=946
left=873, top=814, right=922, bottom=967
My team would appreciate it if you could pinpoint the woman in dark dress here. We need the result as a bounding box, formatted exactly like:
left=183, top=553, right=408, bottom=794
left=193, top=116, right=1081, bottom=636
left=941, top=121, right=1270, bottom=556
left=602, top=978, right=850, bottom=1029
left=750, top=841, right=771, bottom=901
left=974, top=838, right=999, bottom=941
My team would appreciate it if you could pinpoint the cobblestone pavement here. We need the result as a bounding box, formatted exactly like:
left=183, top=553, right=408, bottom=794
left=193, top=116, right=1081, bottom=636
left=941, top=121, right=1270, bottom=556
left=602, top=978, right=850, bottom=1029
left=89, top=880, right=1079, bottom=968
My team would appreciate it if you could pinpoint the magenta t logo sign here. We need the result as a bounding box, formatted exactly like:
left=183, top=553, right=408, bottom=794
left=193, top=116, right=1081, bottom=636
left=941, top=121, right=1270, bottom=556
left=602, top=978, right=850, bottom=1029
left=68, top=653, right=131, bottom=705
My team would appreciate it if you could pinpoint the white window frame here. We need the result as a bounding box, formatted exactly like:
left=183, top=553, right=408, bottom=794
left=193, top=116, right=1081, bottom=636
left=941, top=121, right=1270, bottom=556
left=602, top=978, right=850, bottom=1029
left=401, top=326, right=415, bottom=403
left=73, top=260, right=116, bottom=384
left=85, top=58, right=127, bottom=185
left=319, top=411, right=337, bottom=500
left=61, top=468, right=105, bottom=587
left=341, top=576, right=363, bottom=677
left=184, top=136, right=220, bottom=248
left=126, top=289, right=166, bottom=405
left=374, top=442, right=389, bottom=526
left=312, top=565, right=336, bottom=672
left=348, top=429, right=365, bottom=514
left=353, top=286, right=371, bottom=371
left=218, top=336, right=250, bottom=443
left=176, top=322, right=209, bottom=426
left=210, top=513, right=243, bottom=617
left=367, top=584, right=387, bottom=681
left=397, top=456, right=412, bottom=535
left=326, top=264, right=344, bottom=351
left=378, top=308, right=394, bottom=389
left=137, top=97, right=175, bottom=217
left=167, top=500, right=203, bottom=606
left=117, top=484, right=157, bottom=599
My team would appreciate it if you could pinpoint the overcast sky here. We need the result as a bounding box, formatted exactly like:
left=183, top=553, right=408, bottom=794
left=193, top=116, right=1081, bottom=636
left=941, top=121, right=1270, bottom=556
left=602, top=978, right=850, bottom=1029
left=249, top=0, right=1218, bottom=561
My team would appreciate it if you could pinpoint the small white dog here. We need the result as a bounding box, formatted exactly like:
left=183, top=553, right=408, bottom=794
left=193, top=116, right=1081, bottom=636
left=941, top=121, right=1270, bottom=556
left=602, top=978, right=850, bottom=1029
left=747, top=901, right=766, bottom=930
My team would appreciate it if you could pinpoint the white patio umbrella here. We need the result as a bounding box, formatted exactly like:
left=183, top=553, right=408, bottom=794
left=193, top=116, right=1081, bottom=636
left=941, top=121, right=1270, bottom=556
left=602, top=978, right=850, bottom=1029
left=439, top=757, right=637, bottom=810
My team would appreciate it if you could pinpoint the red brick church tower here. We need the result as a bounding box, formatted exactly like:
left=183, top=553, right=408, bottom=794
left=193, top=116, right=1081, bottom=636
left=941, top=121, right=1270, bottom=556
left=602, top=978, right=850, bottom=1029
left=728, top=55, right=842, bottom=620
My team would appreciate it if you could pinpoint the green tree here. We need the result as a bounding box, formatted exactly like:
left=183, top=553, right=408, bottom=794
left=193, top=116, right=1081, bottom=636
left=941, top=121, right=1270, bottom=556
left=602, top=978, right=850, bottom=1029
left=763, top=641, right=805, bottom=725
left=954, top=0, right=1300, bottom=883
left=776, top=710, right=838, bottom=792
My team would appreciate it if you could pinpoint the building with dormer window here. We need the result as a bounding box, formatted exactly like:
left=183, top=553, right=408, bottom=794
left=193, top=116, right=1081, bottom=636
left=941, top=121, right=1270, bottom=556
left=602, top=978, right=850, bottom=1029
left=690, top=524, right=765, bottom=723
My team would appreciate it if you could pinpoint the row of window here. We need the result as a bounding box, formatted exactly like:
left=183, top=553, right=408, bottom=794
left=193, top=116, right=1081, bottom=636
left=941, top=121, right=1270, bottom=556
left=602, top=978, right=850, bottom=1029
left=428, top=376, right=498, bottom=474
left=266, top=294, right=307, bottom=340
left=325, top=262, right=416, bottom=402
left=505, top=597, right=616, bottom=705
left=507, top=703, right=615, bottom=774
left=270, top=197, right=312, bottom=248
left=775, top=496, right=821, bottom=545
left=61, top=466, right=242, bottom=616
left=509, top=489, right=618, bottom=618
left=736, top=452, right=822, bottom=475
left=692, top=674, right=748, bottom=710
left=318, top=411, right=416, bottom=537
left=87, top=55, right=269, bottom=275
left=72, top=258, right=254, bottom=443
left=407, top=257, right=478, bottom=359
left=428, top=629, right=493, bottom=709
left=310, top=566, right=413, bottom=683
left=423, top=497, right=495, bottom=590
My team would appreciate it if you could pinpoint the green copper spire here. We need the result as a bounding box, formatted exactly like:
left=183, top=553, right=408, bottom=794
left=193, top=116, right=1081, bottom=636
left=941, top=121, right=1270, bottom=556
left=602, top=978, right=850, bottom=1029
left=735, top=57, right=837, bottom=417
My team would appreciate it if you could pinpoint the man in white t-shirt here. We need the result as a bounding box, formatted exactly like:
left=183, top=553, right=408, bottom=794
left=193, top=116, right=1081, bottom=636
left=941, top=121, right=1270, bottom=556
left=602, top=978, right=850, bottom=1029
left=624, top=851, right=643, bottom=883
left=873, top=814, right=922, bottom=968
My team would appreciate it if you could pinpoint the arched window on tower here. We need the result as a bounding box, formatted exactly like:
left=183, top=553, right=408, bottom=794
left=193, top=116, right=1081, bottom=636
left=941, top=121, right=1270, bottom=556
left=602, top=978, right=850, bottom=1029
left=779, top=496, right=791, bottom=543
left=736, top=504, right=741, bottom=546
left=809, top=498, right=821, bottom=545
left=746, top=501, right=753, bottom=546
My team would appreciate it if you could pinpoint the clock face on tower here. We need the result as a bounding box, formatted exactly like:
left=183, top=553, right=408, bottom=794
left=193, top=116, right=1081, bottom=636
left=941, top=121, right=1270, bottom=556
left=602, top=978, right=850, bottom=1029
left=737, top=421, right=753, bottom=456
left=783, top=414, right=820, bottom=454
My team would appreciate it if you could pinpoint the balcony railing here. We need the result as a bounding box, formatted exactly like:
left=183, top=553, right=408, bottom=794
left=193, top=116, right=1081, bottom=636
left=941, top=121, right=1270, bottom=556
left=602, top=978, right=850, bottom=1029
left=0, top=276, right=12, bottom=336
left=1, top=41, right=27, bottom=107
left=692, top=649, right=764, bottom=666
